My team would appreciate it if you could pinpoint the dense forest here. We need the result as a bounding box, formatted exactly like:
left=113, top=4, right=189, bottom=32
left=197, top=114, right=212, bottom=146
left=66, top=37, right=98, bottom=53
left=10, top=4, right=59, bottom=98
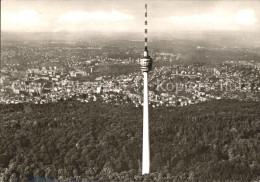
left=0, top=99, right=260, bottom=181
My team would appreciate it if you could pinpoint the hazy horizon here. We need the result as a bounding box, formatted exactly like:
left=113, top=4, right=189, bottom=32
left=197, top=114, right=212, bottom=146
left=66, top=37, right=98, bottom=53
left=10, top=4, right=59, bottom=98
left=2, top=0, right=260, bottom=34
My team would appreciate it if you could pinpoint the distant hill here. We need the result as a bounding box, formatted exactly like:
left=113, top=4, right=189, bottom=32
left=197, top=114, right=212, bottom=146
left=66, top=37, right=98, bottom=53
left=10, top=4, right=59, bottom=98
left=0, top=99, right=259, bottom=181
left=3, top=30, right=260, bottom=47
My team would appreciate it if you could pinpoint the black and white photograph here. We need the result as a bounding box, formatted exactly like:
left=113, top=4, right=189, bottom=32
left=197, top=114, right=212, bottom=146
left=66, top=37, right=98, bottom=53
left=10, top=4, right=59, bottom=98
left=1, top=0, right=260, bottom=181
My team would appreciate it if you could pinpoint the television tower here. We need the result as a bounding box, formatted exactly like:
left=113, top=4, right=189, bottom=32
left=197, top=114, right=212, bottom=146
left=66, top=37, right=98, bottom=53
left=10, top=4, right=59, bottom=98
left=140, top=4, right=152, bottom=175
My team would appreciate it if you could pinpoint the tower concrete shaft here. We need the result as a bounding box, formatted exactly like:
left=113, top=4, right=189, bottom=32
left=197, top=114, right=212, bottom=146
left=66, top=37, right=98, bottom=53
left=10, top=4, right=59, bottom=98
left=142, top=71, right=150, bottom=174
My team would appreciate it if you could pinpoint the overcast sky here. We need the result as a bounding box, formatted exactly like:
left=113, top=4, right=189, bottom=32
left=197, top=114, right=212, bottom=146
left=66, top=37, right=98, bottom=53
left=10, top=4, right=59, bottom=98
left=2, top=0, right=260, bottom=33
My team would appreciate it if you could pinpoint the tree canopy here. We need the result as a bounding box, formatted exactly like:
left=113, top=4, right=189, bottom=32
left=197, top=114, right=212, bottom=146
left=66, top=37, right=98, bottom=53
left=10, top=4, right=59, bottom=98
left=0, top=99, right=259, bottom=181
